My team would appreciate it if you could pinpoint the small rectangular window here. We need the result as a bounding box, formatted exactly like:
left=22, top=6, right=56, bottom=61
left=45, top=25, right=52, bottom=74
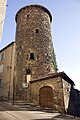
left=0, top=79, right=3, bottom=88
left=26, top=69, right=31, bottom=75
left=35, top=29, right=39, bottom=33
left=26, top=14, right=30, bottom=19
left=27, top=14, right=29, bottom=18
left=30, top=53, right=34, bottom=60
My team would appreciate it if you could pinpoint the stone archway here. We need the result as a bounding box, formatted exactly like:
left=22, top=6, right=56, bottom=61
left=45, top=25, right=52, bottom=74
left=39, top=86, right=53, bottom=108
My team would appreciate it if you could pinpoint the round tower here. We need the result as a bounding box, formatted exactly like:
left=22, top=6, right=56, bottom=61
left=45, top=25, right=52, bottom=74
left=15, top=5, right=57, bottom=87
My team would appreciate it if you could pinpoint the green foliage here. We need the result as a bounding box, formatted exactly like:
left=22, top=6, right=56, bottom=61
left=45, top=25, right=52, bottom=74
left=51, top=48, right=58, bottom=72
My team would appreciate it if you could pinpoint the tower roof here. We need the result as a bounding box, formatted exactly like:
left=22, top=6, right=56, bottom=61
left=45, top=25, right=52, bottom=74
left=15, top=4, right=52, bottom=23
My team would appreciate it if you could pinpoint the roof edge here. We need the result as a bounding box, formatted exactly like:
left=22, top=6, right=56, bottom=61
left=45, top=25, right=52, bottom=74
left=30, top=72, right=75, bottom=85
left=0, top=41, right=15, bottom=53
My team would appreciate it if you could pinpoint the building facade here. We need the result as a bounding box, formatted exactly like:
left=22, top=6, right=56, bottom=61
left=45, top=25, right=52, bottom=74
left=0, top=42, right=15, bottom=100
left=15, top=4, right=57, bottom=81
left=0, top=4, right=79, bottom=115
left=0, top=0, right=7, bottom=40
left=14, top=4, right=57, bottom=99
left=29, top=72, right=74, bottom=112
left=14, top=4, right=74, bottom=113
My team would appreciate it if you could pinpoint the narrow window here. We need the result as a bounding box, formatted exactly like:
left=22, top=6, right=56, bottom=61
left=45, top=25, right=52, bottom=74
left=30, top=53, right=34, bottom=60
left=19, top=46, right=22, bottom=49
left=35, top=29, right=39, bottom=33
left=27, top=14, right=29, bottom=18
left=26, top=69, right=31, bottom=75
left=0, top=79, right=3, bottom=88
left=26, top=14, right=30, bottom=19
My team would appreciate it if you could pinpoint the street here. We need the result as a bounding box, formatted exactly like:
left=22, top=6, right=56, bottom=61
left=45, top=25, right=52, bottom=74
left=0, top=101, right=80, bottom=120
left=0, top=101, right=59, bottom=120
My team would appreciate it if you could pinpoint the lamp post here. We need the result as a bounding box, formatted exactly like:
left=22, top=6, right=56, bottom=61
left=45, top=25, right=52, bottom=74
left=12, top=76, right=14, bottom=105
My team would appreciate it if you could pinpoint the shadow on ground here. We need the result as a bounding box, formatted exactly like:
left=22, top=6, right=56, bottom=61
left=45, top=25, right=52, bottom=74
left=0, top=101, right=79, bottom=120
left=34, top=118, right=56, bottom=120
left=0, top=101, right=58, bottom=113
left=32, top=115, right=80, bottom=120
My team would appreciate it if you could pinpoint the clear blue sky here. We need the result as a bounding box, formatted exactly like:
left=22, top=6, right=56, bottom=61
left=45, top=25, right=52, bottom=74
left=0, top=0, right=80, bottom=90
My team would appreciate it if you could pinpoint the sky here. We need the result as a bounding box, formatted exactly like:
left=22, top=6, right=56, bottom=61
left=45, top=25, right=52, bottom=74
left=0, top=0, right=80, bottom=90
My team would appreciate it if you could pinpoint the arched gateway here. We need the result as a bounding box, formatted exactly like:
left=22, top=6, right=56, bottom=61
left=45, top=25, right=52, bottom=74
left=39, top=86, right=53, bottom=108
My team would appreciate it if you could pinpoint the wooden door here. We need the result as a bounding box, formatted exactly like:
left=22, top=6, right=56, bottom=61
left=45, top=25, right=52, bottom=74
left=39, top=86, right=53, bottom=108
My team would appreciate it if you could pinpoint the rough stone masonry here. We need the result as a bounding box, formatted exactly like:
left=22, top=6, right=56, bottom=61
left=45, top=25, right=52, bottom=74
left=14, top=4, right=57, bottom=98
left=14, top=5, right=73, bottom=113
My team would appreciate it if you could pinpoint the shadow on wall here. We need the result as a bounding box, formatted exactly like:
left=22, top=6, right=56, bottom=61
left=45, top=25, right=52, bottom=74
left=67, top=87, right=80, bottom=117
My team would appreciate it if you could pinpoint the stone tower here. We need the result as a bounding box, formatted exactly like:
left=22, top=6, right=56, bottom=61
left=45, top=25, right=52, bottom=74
left=15, top=5, right=57, bottom=98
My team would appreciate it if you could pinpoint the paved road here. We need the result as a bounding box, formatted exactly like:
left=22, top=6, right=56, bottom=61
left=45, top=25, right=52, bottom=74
left=0, top=101, right=80, bottom=120
left=0, top=101, right=59, bottom=120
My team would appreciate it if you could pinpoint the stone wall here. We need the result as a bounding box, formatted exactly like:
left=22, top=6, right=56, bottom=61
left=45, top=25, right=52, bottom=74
left=15, top=5, right=57, bottom=99
left=29, top=76, right=65, bottom=112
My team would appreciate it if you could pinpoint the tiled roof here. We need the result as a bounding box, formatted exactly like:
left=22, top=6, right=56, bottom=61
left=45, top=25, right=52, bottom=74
left=30, top=71, right=75, bottom=85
